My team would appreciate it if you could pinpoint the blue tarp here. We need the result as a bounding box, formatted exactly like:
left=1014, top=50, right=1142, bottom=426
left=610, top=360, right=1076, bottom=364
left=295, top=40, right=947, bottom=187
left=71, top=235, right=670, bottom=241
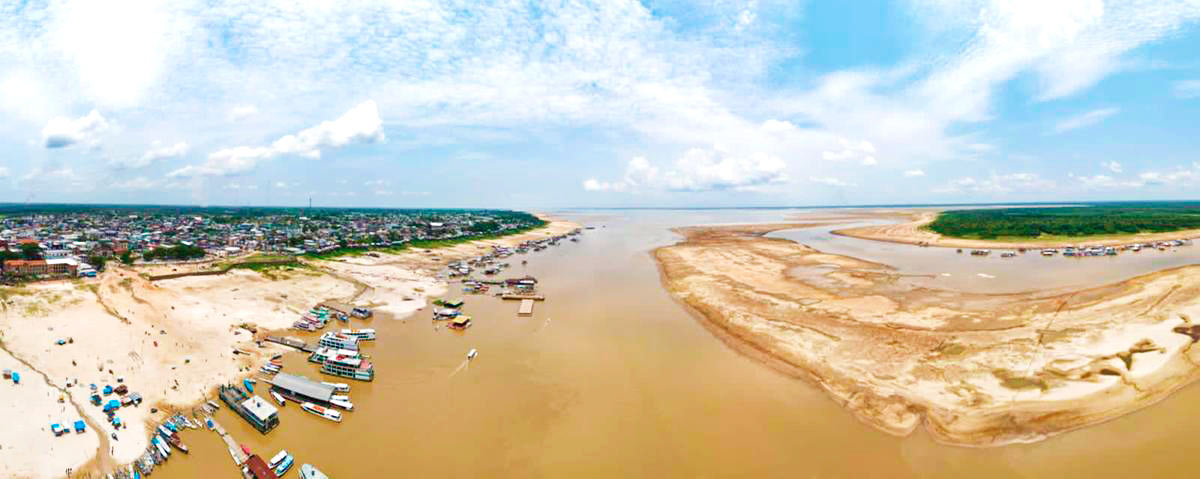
left=74, top=420, right=86, bottom=432
left=104, top=399, right=121, bottom=412
left=103, top=385, right=113, bottom=395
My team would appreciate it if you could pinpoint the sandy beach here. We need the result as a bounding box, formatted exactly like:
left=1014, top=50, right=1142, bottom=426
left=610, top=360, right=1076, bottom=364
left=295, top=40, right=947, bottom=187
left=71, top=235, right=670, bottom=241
left=654, top=216, right=1200, bottom=446
left=0, top=217, right=575, bottom=478
left=836, top=210, right=1200, bottom=249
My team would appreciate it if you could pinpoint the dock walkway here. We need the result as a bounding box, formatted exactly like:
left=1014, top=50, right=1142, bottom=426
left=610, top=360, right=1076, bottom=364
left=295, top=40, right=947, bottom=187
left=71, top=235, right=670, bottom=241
left=210, top=417, right=249, bottom=466
left=264, top=335, right=315, bottom=352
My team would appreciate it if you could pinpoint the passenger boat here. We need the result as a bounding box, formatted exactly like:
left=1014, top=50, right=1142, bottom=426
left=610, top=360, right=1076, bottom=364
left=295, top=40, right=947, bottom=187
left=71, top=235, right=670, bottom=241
left=467, top=348, right=478, bottom=360
left=320, top=354, right=374, bottom=382
left=301, top=402, right=342, bottom=422
left=271, top=391, right=286, bottom=406
left=300, top=463, right=330, bottom=479
left=331, top=394, right=350, bottom=402
left=330, top=398, right=354, bottom=411
left=308, top=347, right=361, bottom=364
left=339, top=328, right=376, bottom=341
left=321, top=382, right=350, bottom=393
left=269, top=450, right=294, bottom=476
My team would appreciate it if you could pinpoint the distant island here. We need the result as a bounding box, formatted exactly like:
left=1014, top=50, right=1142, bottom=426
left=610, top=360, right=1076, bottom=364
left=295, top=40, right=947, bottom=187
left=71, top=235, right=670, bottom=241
left=927, top=203, right=1200, bottom=240
left=835, top=202, right=1200, bottom=249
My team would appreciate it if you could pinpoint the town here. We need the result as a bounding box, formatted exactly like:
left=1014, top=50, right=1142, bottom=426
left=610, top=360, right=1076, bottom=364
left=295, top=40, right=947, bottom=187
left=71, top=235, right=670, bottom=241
left=0, top=205, right=545, bottom=282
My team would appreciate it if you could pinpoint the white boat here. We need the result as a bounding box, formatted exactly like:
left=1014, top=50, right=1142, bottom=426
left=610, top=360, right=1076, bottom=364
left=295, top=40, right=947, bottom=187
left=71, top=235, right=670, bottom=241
left=271, top=391, right=286, bottom=406
left=269, top=449, right=291, bottom=468
left=300, top=464, right=330, bottom=479
left=321, top=382, right=350, bottom=393
left=301, top=402, right=342, bottom=422
left=339, top=328, right=376, bottom=341
left=467, top=348, right=478, bottom=360
left=330, top=398, right=354, bottom=411
left=331, top=394, right=350, bottom=402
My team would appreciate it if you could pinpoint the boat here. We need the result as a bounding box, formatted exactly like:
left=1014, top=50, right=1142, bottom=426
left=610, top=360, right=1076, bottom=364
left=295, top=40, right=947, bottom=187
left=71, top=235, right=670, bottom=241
left=152, top=436, right=170, bottom=458
left=242, top=444, right=253, bottom=456
left=321, top=382, right=350, bottom=393
left=339, top=328, right=376, bottom=341
left=166, top=433, right=189, bottom=454
left=261, top=365, right=280, bottom=374
left=330, top=398, right=354, bottom=411
left=244, top=378, right=255, bottom=393
left=271, top=391, right=286, bottom=406
left=320, top=354, right=374, bottom=382
left=331, top=394, right=350, bottom=402
left=301, top=402, right=342, bottom=422
left=269, top=450, right=294, bottom=476
left=299, top=463, right=330, bottom=479
left=467, top=348, right=478, bottom=360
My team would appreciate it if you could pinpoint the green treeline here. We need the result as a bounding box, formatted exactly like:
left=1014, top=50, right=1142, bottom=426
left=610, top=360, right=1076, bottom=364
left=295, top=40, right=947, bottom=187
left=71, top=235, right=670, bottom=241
left=928, top=204, right=1200, bottom=239
left=143, top=244, right=206, bottom=261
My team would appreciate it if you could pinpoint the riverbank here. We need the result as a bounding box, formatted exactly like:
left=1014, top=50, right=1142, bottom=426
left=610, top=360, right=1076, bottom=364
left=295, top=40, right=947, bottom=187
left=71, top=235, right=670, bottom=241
left=835, top=210, right=1200, bottom=249
left=0, top=215, right=575, bottom=478
left=654, top=217, right=1200, bottom=446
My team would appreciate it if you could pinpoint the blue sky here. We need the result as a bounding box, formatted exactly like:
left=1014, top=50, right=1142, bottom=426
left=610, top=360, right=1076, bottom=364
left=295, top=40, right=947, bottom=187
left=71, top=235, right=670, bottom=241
left=1, top=0, right=1199, bottom=208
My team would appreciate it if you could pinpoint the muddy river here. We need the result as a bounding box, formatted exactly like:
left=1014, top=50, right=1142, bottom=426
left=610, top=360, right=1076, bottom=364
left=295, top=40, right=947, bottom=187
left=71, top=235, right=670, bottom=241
left=158, top=209, right=1200, bottom=478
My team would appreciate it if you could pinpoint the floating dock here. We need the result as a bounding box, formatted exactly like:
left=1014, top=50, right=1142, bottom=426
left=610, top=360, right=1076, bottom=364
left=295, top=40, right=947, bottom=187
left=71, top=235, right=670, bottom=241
left=208, top=417, right=249, bottom=466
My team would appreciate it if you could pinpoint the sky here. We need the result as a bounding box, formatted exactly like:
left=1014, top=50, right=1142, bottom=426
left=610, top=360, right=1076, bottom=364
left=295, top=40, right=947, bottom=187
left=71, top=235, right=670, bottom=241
left=1, top=0, right=1199, bottom=209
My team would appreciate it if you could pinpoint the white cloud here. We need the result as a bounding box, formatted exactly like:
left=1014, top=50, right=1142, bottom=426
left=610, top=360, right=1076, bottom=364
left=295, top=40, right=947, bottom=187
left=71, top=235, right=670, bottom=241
left=0, top=166, right=9, bottom=178
left=934, top=172, right=1053, bottom=194
left=229, top=105, right=258, bottom=121
left=112, top=141, right=189, bottom=168
left=224, top=182, right=258, bottom=190
left=808, top=176, right=854, bottom=187
left=41, top=109, right=109, bottom=148
left=1175, top=80, right=1200, bottom=99
left=169, top=100, right=384, bottom=177
left=1101, top=160, right=1122, bottom=173
left=583, top=148, right=788, bottom=193
left=1071, top=173, right=1142, bottom=189
left=821, top=138, right=878, bottom=166
left=113, top=176, right=165, bottom=190
left=1053, top=107, right=1118, bottom=133
left=761, top=119, right=796, bottom=133
left=903, top=169, right=925, bottom=177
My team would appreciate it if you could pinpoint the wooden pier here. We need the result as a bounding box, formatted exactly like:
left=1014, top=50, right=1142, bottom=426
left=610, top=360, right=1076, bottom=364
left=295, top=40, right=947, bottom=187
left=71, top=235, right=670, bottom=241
left=264, top=335, right=315, bottom=352
left=209, top=417, right=248, bottom=466
left=501, top=294, right=545, bottom=301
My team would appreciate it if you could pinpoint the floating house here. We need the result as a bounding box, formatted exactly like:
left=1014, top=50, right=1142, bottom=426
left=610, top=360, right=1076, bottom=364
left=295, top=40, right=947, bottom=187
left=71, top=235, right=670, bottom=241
left=219, top=385, right=279, bottom=434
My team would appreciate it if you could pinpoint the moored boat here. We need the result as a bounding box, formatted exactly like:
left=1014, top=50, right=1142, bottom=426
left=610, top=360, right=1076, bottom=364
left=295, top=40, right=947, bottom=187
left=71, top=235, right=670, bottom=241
left=269, top=449, right=294, bottom=476
left=271, top=391, right=286, bottom=406
left=301, top=402, right=342, bottom=422
left=320, top=382, right=350, bottom=393
left=330, top=398, right=354, bottom=411
left=244, top=378, right=255, bottom=393
left=300, top=463, right=330, bottom=479
left=467, top=348, right=478, bottom=360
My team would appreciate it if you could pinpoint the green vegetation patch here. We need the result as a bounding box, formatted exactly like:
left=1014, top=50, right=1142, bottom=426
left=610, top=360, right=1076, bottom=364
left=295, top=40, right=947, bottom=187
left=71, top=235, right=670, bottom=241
left=927, top=203, right=1200, bottom=239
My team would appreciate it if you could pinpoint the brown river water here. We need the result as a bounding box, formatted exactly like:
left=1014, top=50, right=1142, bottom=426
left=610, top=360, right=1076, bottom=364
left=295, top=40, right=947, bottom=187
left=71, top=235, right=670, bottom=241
left=157, top=209, right=1200, bottom=478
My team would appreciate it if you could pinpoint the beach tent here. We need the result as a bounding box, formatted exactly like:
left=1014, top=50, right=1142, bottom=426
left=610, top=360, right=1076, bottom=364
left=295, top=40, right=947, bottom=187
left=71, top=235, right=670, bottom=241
left=51, top=423, right=64, bottom=436
left=11, top=372, right=19, bottom=384
left=74, top=420, right=86, bottom=433
left=112, top=416, right=121, bottom=427
left=104, top=399, right=121, bottom=412
left=103, top=385, right=113, bottom=395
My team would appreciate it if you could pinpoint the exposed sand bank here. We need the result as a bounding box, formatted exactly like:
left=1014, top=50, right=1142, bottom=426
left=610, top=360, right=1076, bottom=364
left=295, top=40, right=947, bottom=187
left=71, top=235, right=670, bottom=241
left=0, top=217, right=575, bottom=478
left=836, top=210, right=1200, bottom=249
left=654, top=219, right=1200, bottom=446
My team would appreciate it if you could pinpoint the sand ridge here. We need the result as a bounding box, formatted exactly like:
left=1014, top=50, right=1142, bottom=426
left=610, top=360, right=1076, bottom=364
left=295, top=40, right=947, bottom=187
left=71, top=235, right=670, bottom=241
left=654, top=219, right=1200, bottom=446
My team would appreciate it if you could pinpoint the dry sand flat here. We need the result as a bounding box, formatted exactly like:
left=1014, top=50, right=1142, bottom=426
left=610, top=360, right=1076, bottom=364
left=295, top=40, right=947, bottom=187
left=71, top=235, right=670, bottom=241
left=655, top=221, right=1200, bottom=446
left=0, top=217, right=575, bottom=477
left=836, top=210, right=1200, bottom=249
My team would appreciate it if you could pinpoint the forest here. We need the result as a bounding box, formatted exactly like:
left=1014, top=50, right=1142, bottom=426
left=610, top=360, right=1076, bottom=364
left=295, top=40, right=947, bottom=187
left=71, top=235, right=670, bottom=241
left=927, top=203, right=1200, bottom=239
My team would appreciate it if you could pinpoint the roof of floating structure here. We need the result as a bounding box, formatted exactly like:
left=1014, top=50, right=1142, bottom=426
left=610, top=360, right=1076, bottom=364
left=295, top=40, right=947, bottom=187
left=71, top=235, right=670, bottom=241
left=269, top=372, right=336, bottom=402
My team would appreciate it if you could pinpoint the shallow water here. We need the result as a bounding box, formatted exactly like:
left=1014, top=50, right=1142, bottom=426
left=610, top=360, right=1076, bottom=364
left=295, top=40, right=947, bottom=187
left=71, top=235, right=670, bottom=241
left=156, top=209, right=1200, bottom=478
left=772, top=219, right=1200, bottom=294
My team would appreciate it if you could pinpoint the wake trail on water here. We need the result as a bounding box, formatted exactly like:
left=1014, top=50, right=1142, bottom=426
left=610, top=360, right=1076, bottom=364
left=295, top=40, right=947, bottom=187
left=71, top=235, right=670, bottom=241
left=448, top=359, right=470, bottom=378
left=537, top=317, right=552, bottom=333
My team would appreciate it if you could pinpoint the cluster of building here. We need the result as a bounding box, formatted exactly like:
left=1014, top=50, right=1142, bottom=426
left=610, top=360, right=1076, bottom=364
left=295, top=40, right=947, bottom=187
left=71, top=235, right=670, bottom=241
left=0, top=207, right=543, bottom=281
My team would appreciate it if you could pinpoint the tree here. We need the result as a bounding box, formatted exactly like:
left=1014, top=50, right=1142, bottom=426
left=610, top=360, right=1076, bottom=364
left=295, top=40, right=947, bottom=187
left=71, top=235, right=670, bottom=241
left=86, top=255, right=109, bottom=271
left=120, top=251, right=133, bottom=265
left=20, top=243, right=41, bottom=260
